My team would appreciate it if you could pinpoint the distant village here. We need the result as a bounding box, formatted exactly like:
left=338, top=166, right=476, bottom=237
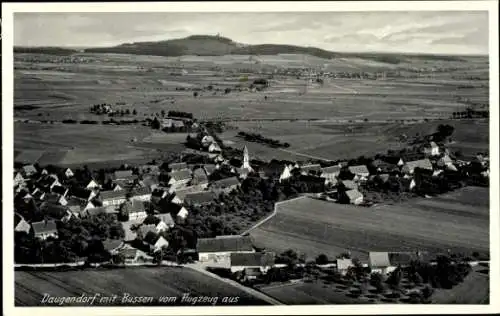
left=14, top=111, right=490, bottom=302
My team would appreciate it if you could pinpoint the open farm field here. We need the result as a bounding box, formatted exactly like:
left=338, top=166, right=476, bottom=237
left=15, top=267, right=268, bottom=306
left=13, top=122, right=181, bottom=167
left=250, top=187, right=489, bottom=261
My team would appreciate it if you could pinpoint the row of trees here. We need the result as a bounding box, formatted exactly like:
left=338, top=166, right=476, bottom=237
left=237, top=131, right=290, bottom=148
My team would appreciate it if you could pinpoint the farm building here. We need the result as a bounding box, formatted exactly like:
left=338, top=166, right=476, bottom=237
left=32, top=220, right=58, bottom=240
left=130, top=187, right=152, bottom=202
left=14, top=213, right=31, bottom=234
left=118, top=245, right=153, bottom=264
left=401, top=159, right=433, bottom=174
left=191, top=168, right=209, bottom=186
left=210, top=177, right=240, bottom=194
left=168, top=170, right=192, bottom=189
left=348, top=165, right=370, bottom=180
left=230, top=252, right=275, bottom=273
left=320, top=165, right=341, bottom=184
left=169, top=162, right=188, bottom=172
left=85, top=179, right=100, bottom=190
left=70, top=187, right=97, bottom=203
left=369, top=251, right=430, bottom=275
left=340, top=189, right=364, bottom=205
left=423, top=141, right=440, bottom=156
left=100, top=190, right=127, bottom=207
left=336, top=258, right=354, bottom=276
left=22, top=164, right=38, bottom=177
left=299, top=164, right=322, bottom=176
left=184, top=191, right=216, bottom=206
left=169, top=185, right=207, bottom=203
left=197, top=235, right=255, bottom=265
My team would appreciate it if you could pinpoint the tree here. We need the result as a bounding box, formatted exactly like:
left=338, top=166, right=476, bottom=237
left=370, top=272, right=386, bottom=293
left=387, top=267, right=403, bottom=289
left=125, top=109, right=130, bottom=115
left=132, top=109, right=137, bottom=115
left=315, top=253, right=329, bottom=265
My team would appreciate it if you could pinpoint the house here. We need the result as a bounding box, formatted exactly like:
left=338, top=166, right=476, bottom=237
left=424, top=142, right=440, bottom=156
left=14, top=172, right=25, bottom=186
left=85, top=179, right=100, bottom=190
left=113, top=170, right=135, bottom=181
left=168, top=170, right=192, bottom=189
left=121, top=219, right=143, bottom=242
left=210, top=177, right=240, bottom=194
left=154, top=213, right=176, bottom=232
left=140, top=175, right=160, bottom=191
left=341, top=189, right=364, bottom=205
left=121, top=200, right=148, bottom=221
left=14, top=213, right=31, bottom=234
left=240, top=268, right=263, bottom=281
left=299, top=164, right=322, bottom=176
left=130, top=187, right=152, bottom=202
left=70, top=187, right=97, bottom=203
left=64, top=168, right=74, bottom=178
left=51, top=185, right=69, bottom=198
left=36, top=175, right=61, bottom=192
left=40, top=202, right=72, bottom=222
left=118, top=245, right=153, bottom=264
left=348, top=165, right=370, bottom=180
left=184, top=191, right=216, bottom=206
left=100, top=190, right=127, bottom=207
left=369, top=251, right=429, bottom=275
left=191, top=168, right=209, bottom=186
left=230, top=252, right=275, bottom=273
left=336, top=258, right=354, bottom=276
left=338, top=179, right=358, bottom=190
left=102, top=239, right=124, bottom=256
left=371, top=160, right=398, bottom=174
left=22, top=164, right=38, bottom=177
left=401, top=159, right=433, bottom=174
left=203, top=164, right=217, bottom=176
left=139, top=164, right=161, bottom=175
left=143, top=233, right=170, bottom=253
left=169, top=185, right=207, bottom=204
left=169, top=162, right=188, bottom=172
left=208, top=142, right=222, bottom=153
left=320, top=165, right=341, bottom=185
left=32, top=220, right=58, bottom=240
left=262, top=161, right=294, bottom=182
left=197, top=235, right=255, bottom=264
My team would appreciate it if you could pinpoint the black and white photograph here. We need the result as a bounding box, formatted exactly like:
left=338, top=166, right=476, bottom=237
left=2, top=1, right=499, bottom=314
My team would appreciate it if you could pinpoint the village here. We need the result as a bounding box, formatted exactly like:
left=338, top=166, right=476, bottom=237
left=13, top=109, right=490, bottom=304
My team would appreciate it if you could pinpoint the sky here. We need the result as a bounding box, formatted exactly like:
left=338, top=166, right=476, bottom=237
left=14, top=11, right=489, bottom=55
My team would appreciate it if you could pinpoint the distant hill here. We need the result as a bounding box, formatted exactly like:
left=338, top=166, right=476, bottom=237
left=14, top=46, right=78, bottom=55
left=16, top=35, right=471, bottom=63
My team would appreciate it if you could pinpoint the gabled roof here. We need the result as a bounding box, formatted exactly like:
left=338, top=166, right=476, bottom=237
left=369, top=252, right=391, bottom=268
left=22, top=164, right=38, bottom=174
left=156, top=213, right=175, bottom=226
left=210, top=176, right=240, bottom=189
left=300, top=164, right=321, bottom=173
left=348, top=165, right=370, bottom=175
left=184, top=191, right=216, bottom=205
left=100, top=190, right=126, bottom=201
left=192, top=168, right=208, bottom=182
left=131, top=186, right=151, bottom=196
left=122, top=200, right=146, bottom=214
left=169, top=169, right=192, bottom=182
left=336, top=258, right=354, bottom=270
left=172, top=185, right=206, bottom=201
left=197, top=235, right=254, bottom=253
left=404, top=159, right=433, bottom=171
left=32, top=220, right=58, bottom=235
left=345, top=189, right=363, bottom=201
left=230, top=252, right=275, bottom=267
left=113, top=170, right=134, bottom=180
left=321, top=165, right=341, bottom=174
left=340, top=180, right=357, bottom=190
left=203, top=164, right=217, bottom=175
left=70, top=187, right=94, bottom=200
left=169, top=162, right=188, bottom=171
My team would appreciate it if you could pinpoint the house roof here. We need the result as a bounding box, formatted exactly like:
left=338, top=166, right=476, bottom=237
left=141, top=176, right=159, bottom=188
left=22, top=164, right=38, bottom=174
left=377, top=174, right=390, bottom=183
left=102, top=239, right=123, bottom=252
left=345, top=189, right=363, bottom=201
left=172, top=185, right=206, bottom=200
left=211, top=176, right=240, bottom=189
left=193, top=168, right=208, bottom=182
left=169, top=162, right=188, bottom=171
left=184, top=191, right=216, bottom=205
left=138, top=224, right=157, bottom=238
left=100, top=190, right=127, bottom=201
left=230, top=252, right=275, bottom=267
left=131, top=186, right=151, bottom=196
left=86, top=207, right=107, bottom=217
left=197, top=235, right=254, bottom=253
left=388, top=252, right=420, bottom=267
left=321, top=165, right=341, bottom=174
left=340, top=180, right=357, bottom=190
left=122, top=200, right=146, bottom=214
left=169, top=170, right=192, bottom=181
left=405, top=159, right=433, bottom=171
left=348, top=165, right=370, bottom=175
left=369, top=252, right=391, bottom=268
left=114, top=170, right=134, bottom=180
left=156, top=213, right=175, bottom=226
left=32, top=220, right=58, bottom=235
left=71, top=187, right=94, bottom=200
left=336, top=258, right=354, bottom=270
left=203, top=164, right=217, bottom=175
left=300, top=164, right=322, bottom=173
left=427, top=141, right=439, bottom=148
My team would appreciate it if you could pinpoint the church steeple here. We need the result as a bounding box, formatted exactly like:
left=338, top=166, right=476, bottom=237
left=243, top=145, right=251, bottom=170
